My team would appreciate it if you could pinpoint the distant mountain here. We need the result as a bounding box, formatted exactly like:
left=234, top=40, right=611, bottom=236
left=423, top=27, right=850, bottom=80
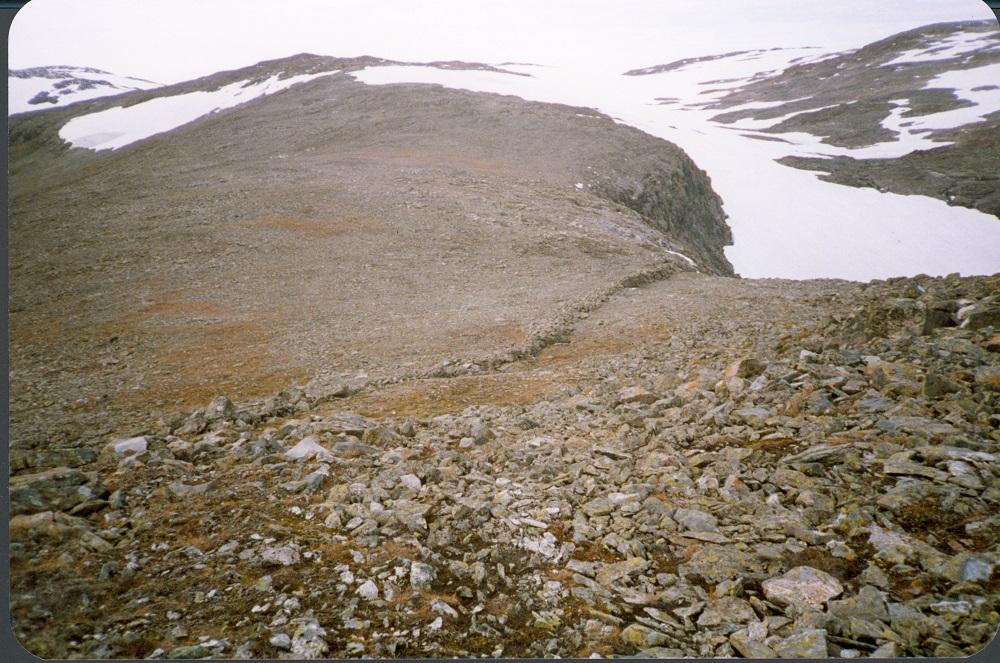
left=631, top=20, right=1000, bottom=217
left=8, top=65, right=161, bottom=114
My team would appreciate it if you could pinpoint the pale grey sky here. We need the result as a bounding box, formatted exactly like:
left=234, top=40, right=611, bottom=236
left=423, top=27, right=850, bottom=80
left=9, top=0, right=995, bottom=84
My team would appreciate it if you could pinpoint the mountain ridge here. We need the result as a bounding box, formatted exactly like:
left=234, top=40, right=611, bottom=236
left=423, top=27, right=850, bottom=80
left=9, top=52, right=733, bottom=457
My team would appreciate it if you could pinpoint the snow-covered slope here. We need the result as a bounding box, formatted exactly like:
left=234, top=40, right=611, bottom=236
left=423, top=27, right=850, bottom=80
left=674, top=20, right=1000, bottom=222
left=8, top=65, right=161, bottom=114
left=692, top=20, right=1000, bottom=156
left=36, top=55, right=522, bottom=152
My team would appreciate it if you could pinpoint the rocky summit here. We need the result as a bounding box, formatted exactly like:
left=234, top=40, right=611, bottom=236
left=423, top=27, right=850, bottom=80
left=9, top=270, right=1000, bottom=658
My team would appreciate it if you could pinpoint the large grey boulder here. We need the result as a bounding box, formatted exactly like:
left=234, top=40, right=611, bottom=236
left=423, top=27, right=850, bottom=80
left=9, top=466, right=104, bottom=516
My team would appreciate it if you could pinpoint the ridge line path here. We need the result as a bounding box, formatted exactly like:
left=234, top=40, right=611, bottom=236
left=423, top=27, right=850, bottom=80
left=326, top=273, right=851, bottom=421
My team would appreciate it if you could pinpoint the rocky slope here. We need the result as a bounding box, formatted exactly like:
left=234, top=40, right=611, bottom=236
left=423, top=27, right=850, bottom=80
left=9, top=53, right=732, bottom=459
left=9, top=271, right=1000, bottom=658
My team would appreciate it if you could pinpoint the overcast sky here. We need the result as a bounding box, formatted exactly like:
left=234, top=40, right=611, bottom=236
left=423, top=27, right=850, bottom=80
left=9, top=0, right=996, bottom=83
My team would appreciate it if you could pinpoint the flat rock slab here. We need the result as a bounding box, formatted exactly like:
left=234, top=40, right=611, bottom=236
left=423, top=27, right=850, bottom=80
left=762, top=566, right=844, bottom=610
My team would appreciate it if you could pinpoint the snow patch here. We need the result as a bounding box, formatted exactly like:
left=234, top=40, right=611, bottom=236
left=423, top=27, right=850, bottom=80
left=59, top=71, right=338, bottom=151
left=917, top=62, right=1000, bottom=129
left=664, top=250, right=697, bottom=268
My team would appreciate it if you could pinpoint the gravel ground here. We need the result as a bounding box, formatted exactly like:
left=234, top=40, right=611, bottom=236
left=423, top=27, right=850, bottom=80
left=10, top=271, right=1000, bottom=658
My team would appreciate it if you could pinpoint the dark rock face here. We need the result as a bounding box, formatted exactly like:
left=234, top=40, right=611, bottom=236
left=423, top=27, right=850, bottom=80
left=592, top=161, right=732, bottom=276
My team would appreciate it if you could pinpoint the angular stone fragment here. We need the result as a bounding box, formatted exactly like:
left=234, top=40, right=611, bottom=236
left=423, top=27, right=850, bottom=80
left=864, top=360, right=922, bottom=396
left=882, top=452, right=947, bottom=480
left=762, top=566, right=843, bottom=610
left=679, top=545, right=762, bottom=584
left=356, top=579, right=378, bottom=600
left=331, top=439, right=377, bottom=457
left=361, top=424, right=401, bottom=447
left=105, top=436, right=148, bottom=455
left=260, top=545, right=301, bottom=566
left=974, top=366, right=1000, bottom=392
left=876, top=416, right=958, bottom=438
left=730, top=629, right=776, bottom=659
left=167, top=480, right=214, bottom=497
left=303, top=375, right=350, bottom=404
left=868, top=525, right=914, bottom=565
left=595, top=557, right=650, bottom=586
left=922, top=306, right=955, bottom=335
left=673, top=507, right=717, bottom=532
left=205, top=395, right=236, bottom=422
left=696, top=597, right=756, bottom=627
left=960, top=303, right=1000, bottom=330
left=284, top=436, right=334, bottom=461
left=726, top=357, right=766, bottom=380
left=870, top=642, right=897, bottom=658
left=923, top=372, right=961, bottom=398
left=582, top=497, right=614, bottom=516
left=775, top=629, right=828, bottom=658
left=828, top=585, right=889, bottom=622
left=734, top=407, right=772, bottom=427
left=9, top=447, right=97, bottom=472
left=167, top=644, right=214, bottom=659
left=399, top=474, right=422, bottom=491
left=269, top=633, right=292, bottom=650
left=517, top=532, right=559, bottom=558
left=9, top=510, right=89, bottom=542
left=935, top=552, right=994, bottom=584
left=618, top=386, right=658, bottom=405
left=620, top=623, right=669, bottom=648
left=856, top=394, right=893, bottom=413
left=410, top=561, right=435, bottom=589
